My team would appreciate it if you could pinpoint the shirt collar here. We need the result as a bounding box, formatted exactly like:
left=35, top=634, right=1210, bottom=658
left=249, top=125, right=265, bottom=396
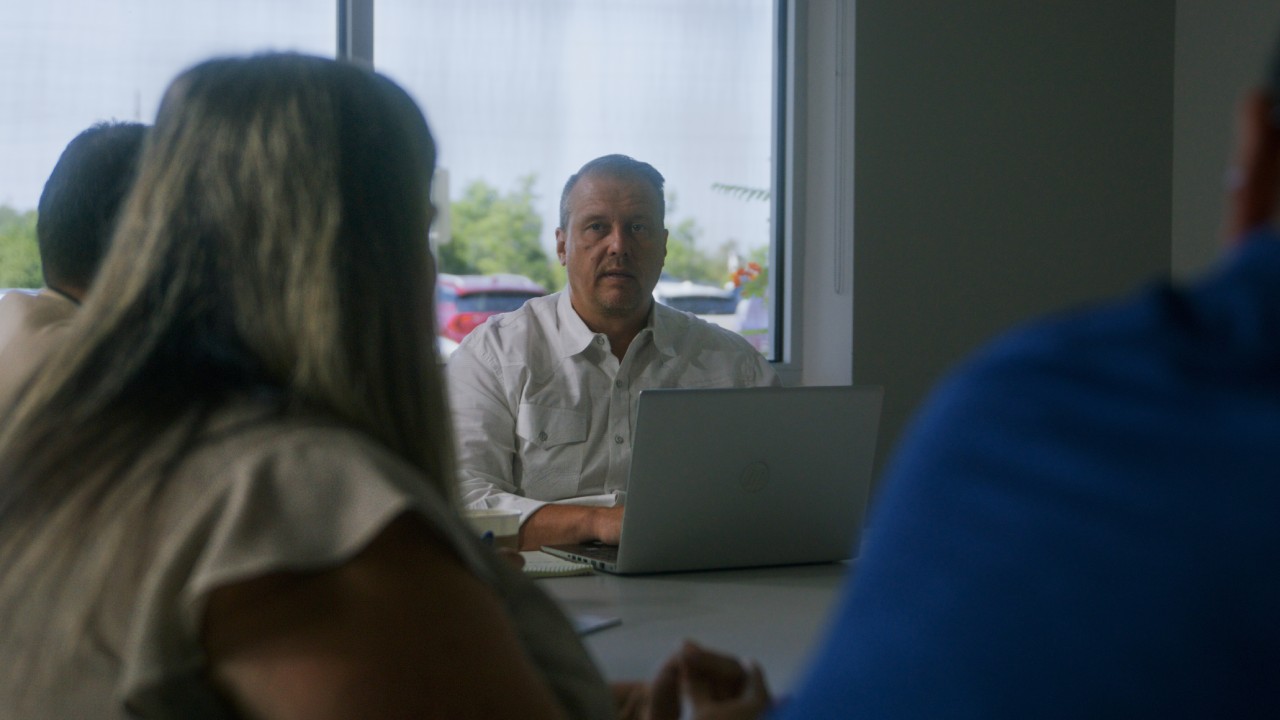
left=554, top=290, right=600, bottom=358
left=647, top=301, right=683, bottom=359
left=553, top=289, right=678, bottom=360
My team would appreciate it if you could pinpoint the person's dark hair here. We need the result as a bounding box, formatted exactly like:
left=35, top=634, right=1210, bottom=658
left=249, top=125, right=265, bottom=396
left=0, top=54, right=450, bottom=692
left=558, top=153, right=666, bottom=230
left=36, top=121, right=148, bottom=295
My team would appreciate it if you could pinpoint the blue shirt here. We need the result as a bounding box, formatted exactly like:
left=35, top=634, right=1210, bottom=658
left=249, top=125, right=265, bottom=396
left=776, top=230, right=1280, bottom=718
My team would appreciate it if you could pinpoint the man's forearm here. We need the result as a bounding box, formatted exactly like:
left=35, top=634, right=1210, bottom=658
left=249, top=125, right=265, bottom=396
left=519, top=504, right=624, bottom=551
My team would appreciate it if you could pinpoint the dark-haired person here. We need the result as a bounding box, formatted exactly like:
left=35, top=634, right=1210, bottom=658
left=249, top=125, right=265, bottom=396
left=0, top=121, right=147, bottom=406
left=0, top=55, right=768, bottom=720
left=448, top=154, right=781, bottom=551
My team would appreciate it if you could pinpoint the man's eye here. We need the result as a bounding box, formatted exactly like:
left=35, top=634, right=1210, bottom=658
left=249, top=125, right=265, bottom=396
left=587, top=222, right=606, bottom=232
left=629, top=223, right=646, bottom=233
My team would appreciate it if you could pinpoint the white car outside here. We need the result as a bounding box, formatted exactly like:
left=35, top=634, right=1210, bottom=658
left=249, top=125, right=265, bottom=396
left=653, top=279, right=740, bottom=331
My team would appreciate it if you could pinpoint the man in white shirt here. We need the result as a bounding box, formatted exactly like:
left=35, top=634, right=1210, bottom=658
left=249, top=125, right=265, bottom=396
left=447, top=154, right=780, bottom=550
left=0, top=122, right=147, bottom=409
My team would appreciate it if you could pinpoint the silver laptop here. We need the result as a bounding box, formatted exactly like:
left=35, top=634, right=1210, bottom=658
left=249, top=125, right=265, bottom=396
left=542, top=385, right=883, bottom=575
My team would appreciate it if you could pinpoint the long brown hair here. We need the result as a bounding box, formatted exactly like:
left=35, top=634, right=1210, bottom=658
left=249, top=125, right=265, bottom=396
left=0, top=53, right=453, bottom=662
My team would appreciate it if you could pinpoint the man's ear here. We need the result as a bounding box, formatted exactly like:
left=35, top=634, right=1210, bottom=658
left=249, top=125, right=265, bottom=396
left=1227, top=89, right=1280, bottom=242
left=555, top=227, right=568, bottom=266
left=660, top=228, right=669, bottom=259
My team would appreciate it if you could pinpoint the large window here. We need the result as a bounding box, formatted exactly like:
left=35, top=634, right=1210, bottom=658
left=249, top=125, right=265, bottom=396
left=1, top=0, right=786, bottom=361
left=373, top=0, right=781, bottom=358
left=0, top=0, right=334, bottom=286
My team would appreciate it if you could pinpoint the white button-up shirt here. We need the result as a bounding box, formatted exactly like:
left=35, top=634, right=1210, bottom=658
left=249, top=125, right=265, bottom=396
left=446, top=291, right=780, bottom=523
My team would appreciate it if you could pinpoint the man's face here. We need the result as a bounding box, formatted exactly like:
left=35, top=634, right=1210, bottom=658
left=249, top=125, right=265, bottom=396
left=556, top=171, right=668, bottom=329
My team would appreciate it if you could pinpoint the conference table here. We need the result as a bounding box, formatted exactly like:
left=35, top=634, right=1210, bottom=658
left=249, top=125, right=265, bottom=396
left=538, top=561, right=852, bottom=693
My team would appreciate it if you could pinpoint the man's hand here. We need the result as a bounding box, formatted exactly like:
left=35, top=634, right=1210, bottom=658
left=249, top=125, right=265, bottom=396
left=518, top=504, right=625, bottom=550
left=496, top=548, right=526, bottom=570
left=611, top=681, right=654, bottom=720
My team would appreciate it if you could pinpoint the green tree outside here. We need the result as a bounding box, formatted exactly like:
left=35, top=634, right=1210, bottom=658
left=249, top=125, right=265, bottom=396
left=438, top=176, right=563, bottom=291
left=663, top=216, right=729, bottom=286
left=711, top=180, right=772, bottom=295
left=437, top=179, right=748, bottom=293
left=0, top=206, right=41, bottom=288
left=660, top=189, right=747, bottom=288
left=4, top=180, right=761, bottom=296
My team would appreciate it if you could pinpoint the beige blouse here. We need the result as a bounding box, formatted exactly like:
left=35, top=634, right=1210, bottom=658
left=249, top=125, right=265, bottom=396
left=0, top=404, right=613, bottom=719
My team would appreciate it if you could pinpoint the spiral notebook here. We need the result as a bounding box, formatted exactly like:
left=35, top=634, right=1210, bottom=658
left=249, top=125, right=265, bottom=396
left=520, top=550, right=593, bottom=578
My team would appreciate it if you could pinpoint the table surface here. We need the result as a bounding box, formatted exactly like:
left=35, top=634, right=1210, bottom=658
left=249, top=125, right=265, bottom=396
left=538, top=561, right=851, bottom=693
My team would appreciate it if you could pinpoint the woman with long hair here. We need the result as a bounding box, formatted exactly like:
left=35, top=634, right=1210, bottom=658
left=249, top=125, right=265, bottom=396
left=0, top=53, right=768, bottom=719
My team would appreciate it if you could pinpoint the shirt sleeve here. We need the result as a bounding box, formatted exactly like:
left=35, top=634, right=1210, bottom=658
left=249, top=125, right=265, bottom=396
left=117, top=425, right=493, bottom=716
left=446, top=337, right=551, bottom=525
left=749, top=350, right=782, bottom=387
left=724, top=327, right=780, bottom=388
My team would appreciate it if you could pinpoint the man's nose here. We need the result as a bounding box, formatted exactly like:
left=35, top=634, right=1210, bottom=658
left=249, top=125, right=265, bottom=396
left=605, top=226, right=632, bottom=255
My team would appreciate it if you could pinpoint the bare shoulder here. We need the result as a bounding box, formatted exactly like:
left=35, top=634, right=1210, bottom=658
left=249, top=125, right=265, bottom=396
left=203, top=511, right=568, bottom=720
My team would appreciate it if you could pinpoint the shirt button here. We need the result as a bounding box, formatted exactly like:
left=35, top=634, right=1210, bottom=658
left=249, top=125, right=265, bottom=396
left=614, top=434, right=624, bottom=444
left=615, top=380, right=623, bottom=389
left=538, top=431, right=548, bottom=442
left=595, top=337, right=605, bottom=345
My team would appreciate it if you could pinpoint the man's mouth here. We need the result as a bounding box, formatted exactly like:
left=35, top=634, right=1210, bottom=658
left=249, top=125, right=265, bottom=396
left=598, top=268, right=635, bottom=281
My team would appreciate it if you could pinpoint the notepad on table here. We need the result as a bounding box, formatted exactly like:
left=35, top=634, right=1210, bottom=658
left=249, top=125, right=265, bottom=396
left=520, top=550, right=593, bottom=578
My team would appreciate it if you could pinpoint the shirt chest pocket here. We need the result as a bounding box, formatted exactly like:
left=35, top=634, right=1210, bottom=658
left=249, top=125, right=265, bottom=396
left=515, top=404, right=588, bottom=493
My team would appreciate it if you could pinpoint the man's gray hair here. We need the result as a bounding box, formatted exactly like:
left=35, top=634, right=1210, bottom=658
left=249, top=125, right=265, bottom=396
left=558, top=154, right=665, bottom=230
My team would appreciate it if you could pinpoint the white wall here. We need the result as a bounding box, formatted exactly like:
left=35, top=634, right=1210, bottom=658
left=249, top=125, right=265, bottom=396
left=793, top=2, right=1177, bottom=485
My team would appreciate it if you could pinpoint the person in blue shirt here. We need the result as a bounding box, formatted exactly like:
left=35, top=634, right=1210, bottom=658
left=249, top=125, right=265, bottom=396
left=678, top=47, right=1280, bottom=720
left=764, top=72, right=1280, bottom=720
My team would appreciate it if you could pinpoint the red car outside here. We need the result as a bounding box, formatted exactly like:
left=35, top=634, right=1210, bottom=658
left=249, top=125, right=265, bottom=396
left=435, top=273, right=546, bottom=344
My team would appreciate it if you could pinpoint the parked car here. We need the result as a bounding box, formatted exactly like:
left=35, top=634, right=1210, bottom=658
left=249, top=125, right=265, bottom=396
left=435, top=273, right=546, bottom=345
left=734, top=295, right=772, bottom=355
left=653, top=278, right=740, bottom=331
